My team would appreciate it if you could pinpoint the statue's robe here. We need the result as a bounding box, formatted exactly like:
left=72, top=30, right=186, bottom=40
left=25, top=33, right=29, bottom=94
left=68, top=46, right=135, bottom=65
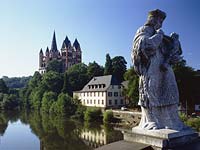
left=132, top=25, right=179, bottom=108
left=131, top=25, right=184, bottom=130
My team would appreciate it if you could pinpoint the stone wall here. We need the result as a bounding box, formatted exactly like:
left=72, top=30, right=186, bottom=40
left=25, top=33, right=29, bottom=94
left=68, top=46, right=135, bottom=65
left=111, top=110, right=141, bottom=128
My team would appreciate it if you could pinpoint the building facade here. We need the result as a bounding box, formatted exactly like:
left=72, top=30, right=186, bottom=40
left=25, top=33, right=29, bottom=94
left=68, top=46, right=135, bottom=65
left=39, top=31, right=82, bottom=74
left=73, top=75, right=126, bottom=108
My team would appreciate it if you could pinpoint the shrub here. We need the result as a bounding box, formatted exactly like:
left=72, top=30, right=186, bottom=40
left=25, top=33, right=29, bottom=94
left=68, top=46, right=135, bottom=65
left=186, top=118, right=200, bottom=131
left=103, top=110, right=114, bottom=123
left=72, top=105, right=86, bottom=120
left=84, top=107, right=102, bottom=122
left=179, top=112, right=188, bottom=123
left=56, top=93, right=76, bottom=116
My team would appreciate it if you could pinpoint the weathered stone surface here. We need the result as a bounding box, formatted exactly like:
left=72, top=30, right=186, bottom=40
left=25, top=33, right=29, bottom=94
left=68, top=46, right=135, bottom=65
left=124, top=128, right=198, bottom=149
left=112, top=110, right=141, bottom=127
left=95, top=140, right=151, bottom=150
left=131, top=9, right=185, bottom=130
left=128, top=9, right=199, bottom=149
left=132, top=127, right=197, bottom=139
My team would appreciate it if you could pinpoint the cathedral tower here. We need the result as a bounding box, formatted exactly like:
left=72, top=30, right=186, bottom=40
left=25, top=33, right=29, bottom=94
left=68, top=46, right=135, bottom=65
left=38, top=31, right=82, bottom=74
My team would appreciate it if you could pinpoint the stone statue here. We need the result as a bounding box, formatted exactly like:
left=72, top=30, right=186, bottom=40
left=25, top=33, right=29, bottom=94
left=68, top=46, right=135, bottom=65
left=131, top=9, right=184, bottom=130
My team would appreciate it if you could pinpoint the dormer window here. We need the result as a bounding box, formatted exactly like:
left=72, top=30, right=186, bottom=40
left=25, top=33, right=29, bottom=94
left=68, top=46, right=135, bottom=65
left=103, top=84, right=106, bottom=88
left=95, top=85, right=98, bottom=89
left=88, top=85, right=91, bottom=89
left=99, top=84, right=102, bottom=88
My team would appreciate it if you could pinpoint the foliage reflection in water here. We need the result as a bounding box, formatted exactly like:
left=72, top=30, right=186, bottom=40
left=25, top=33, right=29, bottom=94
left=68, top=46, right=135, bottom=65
left=0, top=110, right=123, bottom=150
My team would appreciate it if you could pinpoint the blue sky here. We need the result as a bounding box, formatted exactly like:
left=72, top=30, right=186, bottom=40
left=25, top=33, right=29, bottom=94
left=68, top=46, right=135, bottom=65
left=0, top=0, right=199, bottom=77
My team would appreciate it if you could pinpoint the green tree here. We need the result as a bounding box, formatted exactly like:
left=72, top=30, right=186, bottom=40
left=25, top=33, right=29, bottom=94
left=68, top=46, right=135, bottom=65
left=41, top=92, right=57, bottom=113
left=123, top=67, right=139, bottom=107
left=112, top=56, right=127, bottom=82
left=87, top=61, right=104, bottom=79
left=173, top=60, right=197, bottom=114
left=104, top=53, right=113, bottom=75
left=41, top=71, right=63, bottom=94
left=0, top=79, right=8, bottom=93
left=1, top=94, right=19, bottom=110
left=28, top=72, right=41, bottom=89
left=30, top=88, right=44, bottom=110
left=66, top=63, right=89, bottom=94
left=56, top=93, right=76, bottom=116
left=46, top=59, right=63, bottom=73
left=62, top=72, right=71, bottom=94
left=2, top=76, right=31, bottom=89
left=84, top=107, right=102, bottom=122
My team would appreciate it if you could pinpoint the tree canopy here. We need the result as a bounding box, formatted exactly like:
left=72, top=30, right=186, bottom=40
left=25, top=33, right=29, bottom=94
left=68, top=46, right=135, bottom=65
left=112, top=56, right=127, bottom=82
left=65, top=63, right=89, bottom=94
left=0, top=79, right=8, bottom=94
left=104, top=54, right=113, bottom=75
left=46, top=59, right=63, bottom=73
left=87, top=61, right=104, bottom=79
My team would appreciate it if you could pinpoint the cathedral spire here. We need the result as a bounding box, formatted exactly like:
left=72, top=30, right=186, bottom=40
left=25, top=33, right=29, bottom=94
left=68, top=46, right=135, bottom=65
left=50, top=31, right=58, bottom=52
left=64, top=36, right=71, bottom=45
left=73, top=38, right=80, bottom=50
left=39, top=48, right=43, bottom=55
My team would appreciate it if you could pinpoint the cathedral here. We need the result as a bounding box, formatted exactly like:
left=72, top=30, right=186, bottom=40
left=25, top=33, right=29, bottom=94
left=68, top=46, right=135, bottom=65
left=39, top=31, right=82, bottom=74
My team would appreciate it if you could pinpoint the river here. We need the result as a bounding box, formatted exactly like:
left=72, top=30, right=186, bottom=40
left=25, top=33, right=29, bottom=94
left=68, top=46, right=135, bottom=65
left=0, top=111, right=123, bottom=150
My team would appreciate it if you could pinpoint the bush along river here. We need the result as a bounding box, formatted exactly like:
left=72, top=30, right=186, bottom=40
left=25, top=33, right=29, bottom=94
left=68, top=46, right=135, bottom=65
left=0, top=110, right=123, bottom=150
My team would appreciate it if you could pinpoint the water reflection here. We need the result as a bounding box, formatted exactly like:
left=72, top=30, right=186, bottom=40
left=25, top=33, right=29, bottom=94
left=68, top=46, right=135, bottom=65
left=78, top=123, right=123, bottom=149
left=0, top=111, right=123, bottom=150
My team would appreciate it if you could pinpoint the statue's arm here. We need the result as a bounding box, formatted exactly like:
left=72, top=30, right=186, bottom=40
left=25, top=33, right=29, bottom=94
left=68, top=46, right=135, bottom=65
left=169, top=33, right=183, bottom=64
left=141, top=29, right=164, bottom=58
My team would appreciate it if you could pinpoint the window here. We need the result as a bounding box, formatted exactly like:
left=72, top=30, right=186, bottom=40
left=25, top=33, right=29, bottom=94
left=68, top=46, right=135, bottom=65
left=62, top=52, right=66, bottom=56
left=98, top=100, right=100, bottom=104
left=112, top=85, right=114, bottom=89
left=95, top=85, right=98, bottom=88
left=94, top=100, right=96, bottom=104
left=90, top=92, right=92, bottom=96
left=109, top=100, right=112, bottom=105
left=94, top=92, right=96, bottom=96
left=108, top=92, right=112, bottom=97
left=120, top=99, right=123, bottom=105
left=103, top=84, right=106, bottom=88
left=102, top=92, right=104, bottom=96
left=118, top=85, right=121, bottom=89
left=114, top=92, right=118, bottom=97
left=102, top=100, right=104, bottom=105
left=99, top=84, right=102, bottom=88
left=115, top=99, right=118, bottom=105
left=83, top=93, right=85, bottom=97
left=87, top=92, right=89, bottom=96
left=90, top=100, right=92, bottom=104
left=88, top=85, right=91, bottom=89
left=87, top=100, right=89, bottom=104
left=98, top=92, right=100, bottom=96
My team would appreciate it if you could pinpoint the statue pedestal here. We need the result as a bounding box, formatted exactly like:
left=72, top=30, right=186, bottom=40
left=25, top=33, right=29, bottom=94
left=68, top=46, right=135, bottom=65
left=123, top=127, right=199, bottom=149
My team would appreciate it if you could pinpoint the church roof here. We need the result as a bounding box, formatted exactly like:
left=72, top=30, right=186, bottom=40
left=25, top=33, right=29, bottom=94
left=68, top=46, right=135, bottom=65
left=61, top=42, right=66, bottom=49
left=73, top=38, right=80, bottom=50
left=45, top=46, right=49, bottom=53
left=62, top=36, right=71, bottom=49
left=50, top=31, right=58, bottom=52
left=39, top=48, right=43, bottom=54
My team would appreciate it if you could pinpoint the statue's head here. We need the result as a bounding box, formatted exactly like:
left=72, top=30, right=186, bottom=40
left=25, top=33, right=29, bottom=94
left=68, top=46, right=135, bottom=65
left=145, top=9, right=166, bottom=30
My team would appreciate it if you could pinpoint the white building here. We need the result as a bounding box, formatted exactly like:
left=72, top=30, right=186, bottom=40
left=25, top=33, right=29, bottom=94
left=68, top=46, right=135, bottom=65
left=73, top=75, right=126, bottom=108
